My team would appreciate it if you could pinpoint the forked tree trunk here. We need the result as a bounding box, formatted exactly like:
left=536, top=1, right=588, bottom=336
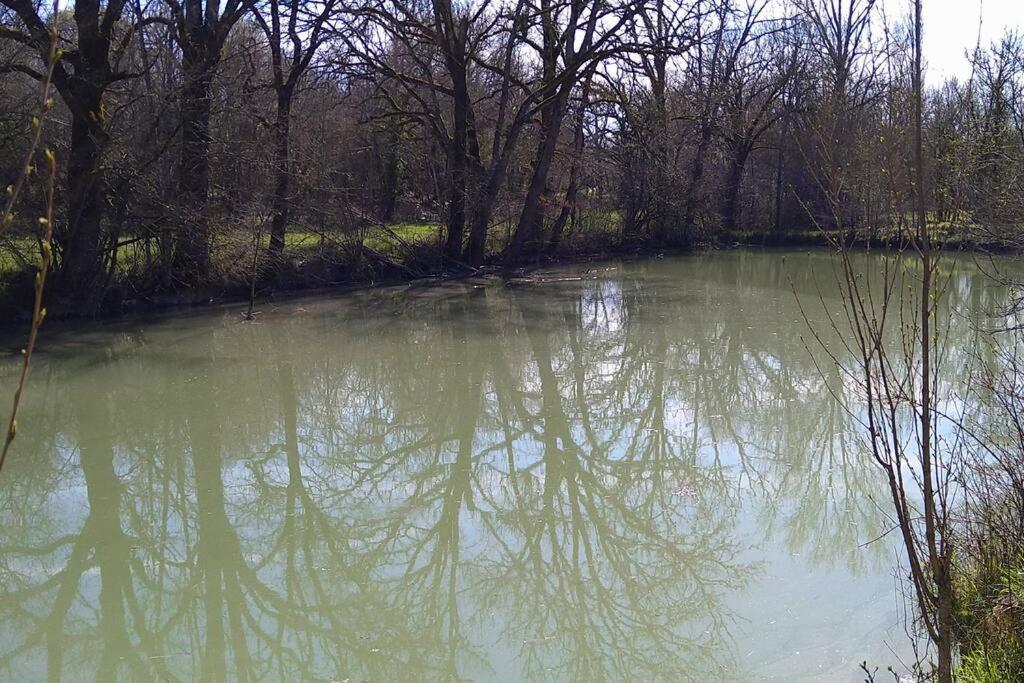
left=509, top=89, right=569, bottom=260
left=548, top=100, right=587, bottom=253
left=464, top=164, right=496, bottom=268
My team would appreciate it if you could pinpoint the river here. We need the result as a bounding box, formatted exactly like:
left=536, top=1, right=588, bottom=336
left=0, top=248, right=1014, bottom=681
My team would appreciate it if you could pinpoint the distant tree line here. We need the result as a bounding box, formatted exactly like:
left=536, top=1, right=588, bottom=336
left=0, top=0, right=1022, bottom=312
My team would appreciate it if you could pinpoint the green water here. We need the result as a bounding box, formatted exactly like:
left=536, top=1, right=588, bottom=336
left=0, top=249, right=1012, bottom=681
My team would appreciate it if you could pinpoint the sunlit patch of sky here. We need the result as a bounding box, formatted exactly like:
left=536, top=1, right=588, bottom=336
left=883, top=0, right=1020, bottom=84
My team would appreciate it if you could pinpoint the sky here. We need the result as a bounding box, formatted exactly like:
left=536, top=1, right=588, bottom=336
left=912, top=0, right=1022, bottom=83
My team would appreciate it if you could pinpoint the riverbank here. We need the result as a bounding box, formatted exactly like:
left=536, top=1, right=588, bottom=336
left=0, top=227, right=688, bottom=324
left=727, top=228, right=1024, bottom=253
left=2, top=225, right=1020, bottom=326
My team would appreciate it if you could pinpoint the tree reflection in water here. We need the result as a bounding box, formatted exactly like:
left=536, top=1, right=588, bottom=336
left=1, top=251, right=1002, bottom=681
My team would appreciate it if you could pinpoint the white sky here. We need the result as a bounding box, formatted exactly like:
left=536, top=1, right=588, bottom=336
left=912, top=0, right=1021, bottom=83
left=40, top=0, right=1016, bottom=87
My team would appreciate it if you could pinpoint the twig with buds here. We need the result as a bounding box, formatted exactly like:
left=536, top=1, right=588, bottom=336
left=0, top=6, right=61, bottom=474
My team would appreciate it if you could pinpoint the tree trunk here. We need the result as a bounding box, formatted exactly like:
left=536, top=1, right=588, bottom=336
left=721, top=144, right=751, bottom=234
left=267, top=87, right=293, bottom=261
left=682, top=123, right=714, bottom=244
left=548, top=106, right=587, bottom=252
left=773, top=135, right=785, bottom=233
left=462, top=0, right=527, bottom=267
left=464, top=167, right=495, bottom=268
left=378, top=127, right=401, bottom=223
left=936, top=568, right=954, bottom=683
left=175, top=49, right=215, bottom=277
left=463, top=128, right=519, bottom=267
left=650, top=53, right=671, bottom=244
left=438, top=12, right=470, bottom=263
left=509, top=89, right=569, bottom=260
left=58, top=87, right=108, bottom=309
left=443, top=106, right=468, bottom=261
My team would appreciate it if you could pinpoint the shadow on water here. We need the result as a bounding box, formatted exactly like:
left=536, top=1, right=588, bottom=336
left=0, top=249, right=1014, bottom=681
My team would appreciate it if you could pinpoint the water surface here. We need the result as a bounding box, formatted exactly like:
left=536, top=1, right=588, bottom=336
left=0, top=249, right=1012, bottom=681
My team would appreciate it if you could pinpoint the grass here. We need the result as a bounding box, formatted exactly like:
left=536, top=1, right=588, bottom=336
left=954, top=551, right=1024, bottom=682
left=363, top=222, right=439, bottom=253
left=958, top=646, right=1023, bottom=683
left=0, top=235, right=36, bottom=279
left=256, top=223, right=440, bottom=255
left=0, top=222, right=444, bottom=284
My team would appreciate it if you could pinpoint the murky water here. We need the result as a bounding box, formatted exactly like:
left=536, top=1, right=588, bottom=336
left=0, top=249, right=1014, bottom=681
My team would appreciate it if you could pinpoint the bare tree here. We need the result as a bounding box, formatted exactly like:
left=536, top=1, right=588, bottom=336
left=251, top=0, right=338, bottom=261
left=1, top=0, right=141, bottom=306
left=507, top=0, right=641, bottom=259
left=801, top=3, right=957, bottom=679
left=163, top=0, right=256, bottom=275
left=719, top=23, right=798, bottom=233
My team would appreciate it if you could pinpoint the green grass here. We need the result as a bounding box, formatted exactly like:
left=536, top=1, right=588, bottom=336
left=954, top=551, right=1024, bottom=682
left=363, top=222, right=439, bottom=253
left=0, top=235, right=37, bottom=279
left=0, top=222, right=445, bottom=282
left=261, top=223, right=440, bottom=256
left=958, top=646, right=1023, bottom=683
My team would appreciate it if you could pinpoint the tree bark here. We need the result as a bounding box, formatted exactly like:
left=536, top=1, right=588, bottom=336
left=721, top=143, right=751, bottom=234
left=508, top=88, right=569, bottom=260
left=267, top=87, right=293, bottom=260
left=175, top=47, right=215, bottom=276
left=461, top=1, right=527, bottom=267
left=773, top=133, right=785, bottom=233
left=432, top=4, right=471, bottom=263
left=442, top=80, right=469, bottom=261
left=681, top=122, right=713, bottom=244
left=649, top=51, right=671, bottom=244
left=548, top=96, right=588, bottom=253
left=463, top=161, right=496, bottom=268
left=57, top=85, right=108, bottom=308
